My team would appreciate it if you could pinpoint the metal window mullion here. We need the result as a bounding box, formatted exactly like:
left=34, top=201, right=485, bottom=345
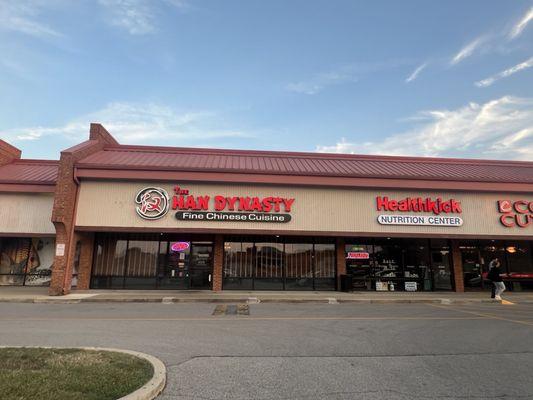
left=282, top=242, right=285, bottom=290
left=310, top=244, right=314, bottom=280
left=155, top=236, right=161, bottom=289
left=252, top=242, right=256, bottom=290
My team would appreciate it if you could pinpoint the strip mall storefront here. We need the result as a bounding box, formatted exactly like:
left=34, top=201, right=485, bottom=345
left=0, top=143, right=58, bottom=287
left=3, top=125, right=532, bottom=295
left=0, top=192, right=57, bottom=287
left=75, top=181, right=533, bottom=292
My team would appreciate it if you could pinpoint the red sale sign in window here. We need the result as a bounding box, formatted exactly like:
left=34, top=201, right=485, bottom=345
left=346, top=252, right=370, bottom=260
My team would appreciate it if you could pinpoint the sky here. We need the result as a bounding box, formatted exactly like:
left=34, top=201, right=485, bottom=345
left=1, top=0, right=533, bottom=161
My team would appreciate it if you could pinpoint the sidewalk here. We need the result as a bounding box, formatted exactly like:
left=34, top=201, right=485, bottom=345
left=1, top=287, right=532, bottom=304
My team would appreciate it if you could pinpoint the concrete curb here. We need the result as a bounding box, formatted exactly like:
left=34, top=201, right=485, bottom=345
left=0, top=296, right=532, bottom=305
left=0, top=346, right=166, bottom=400
left=100, top=348, right=166, bottom=400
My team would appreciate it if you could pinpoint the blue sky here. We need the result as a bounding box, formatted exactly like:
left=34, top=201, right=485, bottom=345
left=1, top=0, right=533, bottom=161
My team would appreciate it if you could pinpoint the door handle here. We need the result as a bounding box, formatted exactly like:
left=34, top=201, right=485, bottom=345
left=208, top=274, right=212, bottom=282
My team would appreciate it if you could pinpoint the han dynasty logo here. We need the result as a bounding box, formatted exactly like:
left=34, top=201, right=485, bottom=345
left=135, top=187, right=170, bottom=220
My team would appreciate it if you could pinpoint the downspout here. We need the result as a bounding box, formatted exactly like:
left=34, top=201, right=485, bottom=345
left=73, top=166, right=80, bottom=185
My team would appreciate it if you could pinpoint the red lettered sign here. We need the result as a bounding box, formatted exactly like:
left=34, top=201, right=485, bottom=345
left=346, top=252, right=370, bottom=260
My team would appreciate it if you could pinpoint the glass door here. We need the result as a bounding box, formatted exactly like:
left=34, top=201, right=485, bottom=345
left=159, top=241, right=191, bottom=289
left=461, top=245, right=482, bottom=290
left=158, top=241, right=213, bottom=290
left=430, top=249, right=453, bottom=290
left=189, top=242, right=213, bottom=290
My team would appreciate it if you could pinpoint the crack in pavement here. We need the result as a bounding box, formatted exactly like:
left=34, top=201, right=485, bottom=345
left=163, top=350, right=533, bottom=367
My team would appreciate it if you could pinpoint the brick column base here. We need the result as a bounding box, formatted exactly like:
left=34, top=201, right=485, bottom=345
left=212, top=235, right=224, bottom=291
left=451, top=240, right=464, bottom=292
left=75, top=232, right=95, bottom=290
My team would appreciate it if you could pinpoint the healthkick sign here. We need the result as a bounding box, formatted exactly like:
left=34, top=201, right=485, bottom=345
left=135, top=186, right=294, bottom=223
left=376, top=196, right=464, bottom=227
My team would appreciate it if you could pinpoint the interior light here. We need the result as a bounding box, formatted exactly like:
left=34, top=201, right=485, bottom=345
left=506, top=246, right=517, bottom=254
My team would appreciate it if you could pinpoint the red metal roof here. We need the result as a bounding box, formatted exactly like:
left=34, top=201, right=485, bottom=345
left=0, top=160, right=58, bottom=185
left=76, top=145, right=533, bottom=184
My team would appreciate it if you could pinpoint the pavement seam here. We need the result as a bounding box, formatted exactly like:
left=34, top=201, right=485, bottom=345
left=0, top=316, right=491, bottom=321
left=166, top=350, right=533, bottom=363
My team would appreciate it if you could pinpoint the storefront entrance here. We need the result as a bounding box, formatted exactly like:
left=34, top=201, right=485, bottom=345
left=90, top=233, right=214, bottom=289
left=159, top=242, right=213, bottom=290
left=430, top=248, right=453, bottom=291
left=461, top=240, right=533, bottom=291
left=345, top=238, right=454, bottom=291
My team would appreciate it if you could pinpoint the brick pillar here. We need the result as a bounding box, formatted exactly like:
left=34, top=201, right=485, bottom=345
left=451, top=240, right=464, bottom=292
left=336, top=237, right=346, bottom=291
left=0, top=139, right=21, bottom=166
left=49, top=123, right=119, bottom=296
left=212, top=235, right=224, bottom=291
left=75, top=232, right=95, bottom=290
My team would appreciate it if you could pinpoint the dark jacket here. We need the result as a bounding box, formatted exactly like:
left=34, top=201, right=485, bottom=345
left=487, top=266, right=503, bottom=282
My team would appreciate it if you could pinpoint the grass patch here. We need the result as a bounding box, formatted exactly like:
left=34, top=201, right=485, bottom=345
left=0, top=348, right=153, bottom=400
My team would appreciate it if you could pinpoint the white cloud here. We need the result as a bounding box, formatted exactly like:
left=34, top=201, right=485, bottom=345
left=0, top=1, right=61, bottom=38
left=317, top=96, right=533, bottom=161
left=405, top=62, right=427, bottom=83
left=450, top=37, right=485, bottom=65
left=509, top=7, right=533, bottom=39
left=475, top=56, right=533, bottom=87
left=98, top=0, right=187, bottom=35
left=1, top=102, right=251, bottom=145
left=286, top=69, right=358, bottom=95
left=286, top=60, right=411, bottom=95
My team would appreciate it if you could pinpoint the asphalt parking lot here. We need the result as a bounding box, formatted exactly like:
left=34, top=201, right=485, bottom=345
left=1, top=302, right=532, bottom=399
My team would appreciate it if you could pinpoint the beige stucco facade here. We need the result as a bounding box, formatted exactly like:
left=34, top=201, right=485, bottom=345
left=74, top=180, right=533, bottom=238
left=0, top=192, right=55, bottom=235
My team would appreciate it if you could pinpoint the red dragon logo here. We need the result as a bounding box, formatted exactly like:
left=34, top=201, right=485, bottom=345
left=135, top=187, right=169, bottom=220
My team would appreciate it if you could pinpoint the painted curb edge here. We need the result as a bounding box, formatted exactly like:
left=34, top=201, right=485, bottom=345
left=0, top=346, right=166, bottom=400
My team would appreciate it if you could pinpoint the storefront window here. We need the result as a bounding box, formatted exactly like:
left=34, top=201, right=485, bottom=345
left=403, top=239, right=430, bottom=292
left=314, top=243, right=336, bottom=290
left=223, top=242, right=254, bottom=290
left=255, top=242, right=284, bottom=290
left=479, top=241, right=506, bottom=288
left=285, top=243, right=313, bottom=290
left=92, top=234, right=128, bottom=288
left=345, top=242, right=373, bottom=290
left=373, top=239, right=403, bottom=291
left=124, top=236, right=159, bottom=289
left=223, top=236, right=336, bottom=291
left=506, top=242, right=533, bottom=274
left=506, top=241, right=533, bottom=290
left=0, top=237, right=55, bottom=287
left=344, top=239, right=447, bottom=292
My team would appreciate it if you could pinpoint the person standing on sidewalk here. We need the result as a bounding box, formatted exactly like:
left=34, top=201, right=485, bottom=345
left=488, top=258, right=505, bottom=301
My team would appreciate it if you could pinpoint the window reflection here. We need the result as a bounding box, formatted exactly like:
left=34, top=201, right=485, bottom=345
left=222, top=237, right=336, bottom=291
